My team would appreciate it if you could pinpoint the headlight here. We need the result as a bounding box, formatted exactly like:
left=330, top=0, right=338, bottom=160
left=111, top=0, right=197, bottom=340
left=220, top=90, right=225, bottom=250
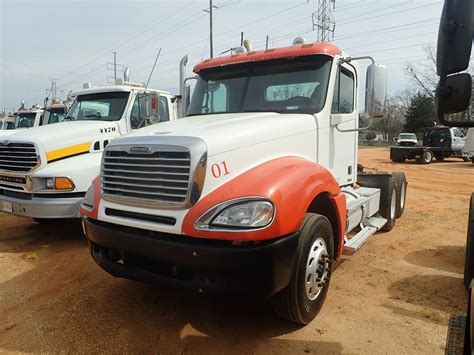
left=33, top=177, right=75, bottom=191
left=195, top=198, right=275, bottom=231
left=82, top=184, right=94, bottom=210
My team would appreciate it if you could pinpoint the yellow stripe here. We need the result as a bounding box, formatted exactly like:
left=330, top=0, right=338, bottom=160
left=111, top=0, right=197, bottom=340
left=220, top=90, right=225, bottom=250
left=46, top=142, right=91, bottom=162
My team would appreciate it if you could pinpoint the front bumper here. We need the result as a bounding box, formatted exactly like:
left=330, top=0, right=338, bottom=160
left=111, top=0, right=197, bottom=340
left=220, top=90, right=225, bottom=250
left=0, top=189, right=84, bottom=219
left=83, top=217, right=299, bottom=298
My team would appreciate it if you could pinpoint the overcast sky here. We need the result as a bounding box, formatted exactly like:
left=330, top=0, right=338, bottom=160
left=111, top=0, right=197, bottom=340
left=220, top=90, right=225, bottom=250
left=0, top=0, right=443, bottom=112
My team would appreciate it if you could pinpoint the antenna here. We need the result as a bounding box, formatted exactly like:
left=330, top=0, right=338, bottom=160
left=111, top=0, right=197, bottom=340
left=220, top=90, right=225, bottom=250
left=145, top=48, right=162, bottom=90
left=312, top=0, right=336, bottom=42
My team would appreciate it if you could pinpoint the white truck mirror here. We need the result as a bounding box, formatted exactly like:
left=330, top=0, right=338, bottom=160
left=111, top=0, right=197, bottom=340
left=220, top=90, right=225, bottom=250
left=365, top=64, right=387, bottom=118
left=135, top=92, right=160, bottom=128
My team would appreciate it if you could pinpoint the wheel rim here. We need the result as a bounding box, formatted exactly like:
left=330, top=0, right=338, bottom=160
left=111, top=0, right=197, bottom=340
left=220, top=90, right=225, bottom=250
left=400, top=182, right=406, bottom=209
left=390, top=188, right=397, bottom=220
left=305, top=238, right=330, bottom=301
left=424, top=152, right=432, bottom=163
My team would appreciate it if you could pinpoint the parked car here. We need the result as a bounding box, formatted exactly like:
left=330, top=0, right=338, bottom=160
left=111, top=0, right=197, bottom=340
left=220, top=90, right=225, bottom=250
left=396, top=133, right=418, bottom=146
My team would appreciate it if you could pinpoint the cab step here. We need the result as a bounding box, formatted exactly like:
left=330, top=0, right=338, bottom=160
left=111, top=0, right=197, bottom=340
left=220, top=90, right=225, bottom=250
left=343, top=214, right=387, bottom=252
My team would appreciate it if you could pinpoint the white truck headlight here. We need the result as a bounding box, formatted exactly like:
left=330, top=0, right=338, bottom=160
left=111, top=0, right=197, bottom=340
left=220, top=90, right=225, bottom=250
left=196, top=198, right=275, bottom=230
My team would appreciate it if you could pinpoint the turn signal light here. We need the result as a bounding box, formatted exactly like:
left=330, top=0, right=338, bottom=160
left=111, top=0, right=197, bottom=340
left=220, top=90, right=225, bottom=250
left=54, top=177, right=74, bottom=190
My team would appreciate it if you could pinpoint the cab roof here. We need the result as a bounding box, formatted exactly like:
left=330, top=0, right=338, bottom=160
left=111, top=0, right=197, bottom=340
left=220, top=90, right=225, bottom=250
left=193, top=43, right=342, bottom=74
left=71, top=85, right=173, bottom=97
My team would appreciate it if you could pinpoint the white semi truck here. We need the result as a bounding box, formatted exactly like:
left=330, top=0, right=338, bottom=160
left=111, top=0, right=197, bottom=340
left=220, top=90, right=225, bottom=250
left=0, top=106, right=44, bottom=137
left=0, top=79, right=180, bottom=222
left=81, top=40, right=407, bottom=324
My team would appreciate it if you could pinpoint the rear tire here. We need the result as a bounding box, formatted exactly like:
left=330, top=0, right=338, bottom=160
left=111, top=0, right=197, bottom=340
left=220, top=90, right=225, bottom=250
left=463, top=157, right=471, bottom=162
left=463, top=194, right=474, bottom=290
left=391, top=172, right=407, bottom=219
left=435, top=153, right=445, bottom=161
left=416, top=150, right=433, bottom=164
left=379, top=177, right=397, bottom=232
left=272, top=213, right=334, bottom=324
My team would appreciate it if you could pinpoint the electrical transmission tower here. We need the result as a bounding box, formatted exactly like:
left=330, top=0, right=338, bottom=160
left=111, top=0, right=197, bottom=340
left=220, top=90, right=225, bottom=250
left=312, top=0, right=336, bottom=42
left=106, top=52, right=124, bottom=83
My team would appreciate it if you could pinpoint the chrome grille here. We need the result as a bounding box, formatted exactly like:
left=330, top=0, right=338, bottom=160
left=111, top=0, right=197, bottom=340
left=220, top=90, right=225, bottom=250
left=101, top=147, right=191, bottom=205
left=0, top=142, right=39, bottom=172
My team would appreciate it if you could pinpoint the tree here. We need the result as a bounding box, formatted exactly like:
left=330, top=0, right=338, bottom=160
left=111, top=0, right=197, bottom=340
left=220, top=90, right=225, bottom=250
left=404, top=46, right=437, bottom=100
left=366, top=131, right=376, bottom=144
left=404, top=92, right=436, bottom=134
left=370, top=94, right=407, bottom=139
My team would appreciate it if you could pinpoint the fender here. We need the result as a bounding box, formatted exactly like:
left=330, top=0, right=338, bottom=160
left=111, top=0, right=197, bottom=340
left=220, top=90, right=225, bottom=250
left=182, top=156, right=346, bottom=244
left=80, top=176, right=101, bottom=220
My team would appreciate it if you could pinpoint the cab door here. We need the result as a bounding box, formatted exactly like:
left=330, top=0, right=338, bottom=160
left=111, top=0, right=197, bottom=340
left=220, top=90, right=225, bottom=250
left=452, top=128, right=466, bottom=150
left=327, top=63, right=358, bottom=186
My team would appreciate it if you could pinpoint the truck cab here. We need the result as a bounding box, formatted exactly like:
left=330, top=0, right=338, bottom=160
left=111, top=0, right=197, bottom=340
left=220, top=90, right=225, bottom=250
left=0, top=107, right=44, bottom=137
left=0, top=82, right=179, bottom=221
left=81, top=41, right=406, bottom=325
left=0, top=116, right=16, bottom=130
left=42, top=101, right=71, bottom=125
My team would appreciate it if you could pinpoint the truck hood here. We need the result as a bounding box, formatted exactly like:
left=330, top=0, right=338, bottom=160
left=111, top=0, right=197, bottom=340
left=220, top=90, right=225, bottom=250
left=0, top=121, right=122, bottom=160
left=0, top=128, right=27, bottom=137
left=126, top=112, right=316, bottom=156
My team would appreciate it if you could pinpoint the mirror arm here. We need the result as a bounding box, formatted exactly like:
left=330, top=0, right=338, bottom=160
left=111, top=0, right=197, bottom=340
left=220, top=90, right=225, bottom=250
left=335, top=114, right=372, bottom=132
left=340, top=56, right=375, bottom=65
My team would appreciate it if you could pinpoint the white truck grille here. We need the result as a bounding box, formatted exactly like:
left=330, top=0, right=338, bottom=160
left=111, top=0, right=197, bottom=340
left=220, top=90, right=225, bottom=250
left=101, top=148, right=192, bottom=205
left=0, top=142, right=39, bottom=173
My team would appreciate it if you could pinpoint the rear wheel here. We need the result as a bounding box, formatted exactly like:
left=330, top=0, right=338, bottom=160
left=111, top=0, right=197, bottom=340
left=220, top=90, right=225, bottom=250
left=391, top=172, right=407, bottom=218
left=416, top=150, right=433, bottom=164
left=272, top=213, right=334, bottom=324
left=463, top=194, right=474, bottom=290
left=463, top=157, right=471, bottom=162
left=379, top=177, right=397, bottom=232
left=435, top=153, right=445, bottom=161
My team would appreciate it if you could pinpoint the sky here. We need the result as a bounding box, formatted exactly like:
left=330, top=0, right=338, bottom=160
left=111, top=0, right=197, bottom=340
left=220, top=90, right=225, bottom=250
left=0, top=0, right=444, bottom=112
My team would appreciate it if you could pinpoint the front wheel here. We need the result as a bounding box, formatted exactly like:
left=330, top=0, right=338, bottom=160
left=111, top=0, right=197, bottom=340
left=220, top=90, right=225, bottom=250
left=464, top=194, right=474, bottom=290
left=32, top=218, right=59, bottom=224
left=272, top=213, right=334, bottom=324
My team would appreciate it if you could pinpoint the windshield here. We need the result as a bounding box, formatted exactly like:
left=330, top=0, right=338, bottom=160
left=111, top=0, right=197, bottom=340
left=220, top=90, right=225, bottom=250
left=425, top=128, right=450, bottom=138
left=188, top=56, right=333, bottom=116
left=44, top=107, right=67, bottom=125
left=67, top=92, right=129, bottom=121
left=17, top=113, right=36, bottom=128
left=399, top=134, right=417, bottom=139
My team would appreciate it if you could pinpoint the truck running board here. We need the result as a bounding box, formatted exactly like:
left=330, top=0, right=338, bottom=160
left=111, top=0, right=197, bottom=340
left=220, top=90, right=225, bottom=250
left=343, top=214, right=387, bottom=253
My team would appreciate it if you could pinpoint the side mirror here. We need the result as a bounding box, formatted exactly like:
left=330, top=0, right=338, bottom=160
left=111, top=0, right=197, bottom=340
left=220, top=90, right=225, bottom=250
left=136, top=92, right=160, bottom=127
left=437, top=73, right=472, bottom=114
left=365, top=63, right=387, bottom=118
left=436, top=0, right=474, bottom=127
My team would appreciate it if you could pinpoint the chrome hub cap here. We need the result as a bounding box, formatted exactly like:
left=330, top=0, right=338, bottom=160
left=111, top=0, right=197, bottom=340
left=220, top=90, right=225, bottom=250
left=305, top=238, right=330, bottom=300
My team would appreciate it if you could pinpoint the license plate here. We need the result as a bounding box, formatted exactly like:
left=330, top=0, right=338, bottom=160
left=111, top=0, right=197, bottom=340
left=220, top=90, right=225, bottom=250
left=1, top=201, right=13, bottom=213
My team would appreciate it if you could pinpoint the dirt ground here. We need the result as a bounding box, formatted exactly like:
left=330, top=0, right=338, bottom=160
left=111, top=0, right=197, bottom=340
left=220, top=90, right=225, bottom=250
left=0, top=147, right=473, bottom=354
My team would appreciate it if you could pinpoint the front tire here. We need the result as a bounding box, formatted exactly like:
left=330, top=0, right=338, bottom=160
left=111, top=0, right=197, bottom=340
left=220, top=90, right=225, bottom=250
left=33, top=218, right=59, bottom=224
left=463, top=194, right=474, bottom=290
left=272, top=213, right=334, bottom=325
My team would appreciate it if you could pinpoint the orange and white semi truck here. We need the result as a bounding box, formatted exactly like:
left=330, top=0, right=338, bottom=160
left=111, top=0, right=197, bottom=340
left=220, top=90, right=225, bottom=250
left=80, top=40, right=407, bottom=324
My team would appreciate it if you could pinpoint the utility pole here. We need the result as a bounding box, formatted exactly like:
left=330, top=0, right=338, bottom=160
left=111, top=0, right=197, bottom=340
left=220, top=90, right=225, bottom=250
left=312, top=0, right=336, bottom=42
left=210, top=0, right=214, bottom=58
left=266, top=35, right=269, bottom=49
left=113, top=52, right=118, bottom=80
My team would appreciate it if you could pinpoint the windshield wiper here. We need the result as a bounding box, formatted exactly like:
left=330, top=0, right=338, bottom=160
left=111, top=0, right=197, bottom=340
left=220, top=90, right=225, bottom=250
left=242, top=109, right=283, bottom=114
left=64, top=116, right=76, bottom=121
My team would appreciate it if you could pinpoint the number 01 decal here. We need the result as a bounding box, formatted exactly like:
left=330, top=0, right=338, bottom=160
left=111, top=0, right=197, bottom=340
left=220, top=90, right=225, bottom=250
left=211, top=161, right=230, bottom=178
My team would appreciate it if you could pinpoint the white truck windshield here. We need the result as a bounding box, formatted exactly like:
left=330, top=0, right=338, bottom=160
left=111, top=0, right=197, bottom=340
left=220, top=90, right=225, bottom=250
left=17, top=113, right=36, bottom=128
left=67, top=92, right=129, bottom=121
left=44, top=107, right=67, bottom=124
left=188, top=56, right=333, bottom=116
